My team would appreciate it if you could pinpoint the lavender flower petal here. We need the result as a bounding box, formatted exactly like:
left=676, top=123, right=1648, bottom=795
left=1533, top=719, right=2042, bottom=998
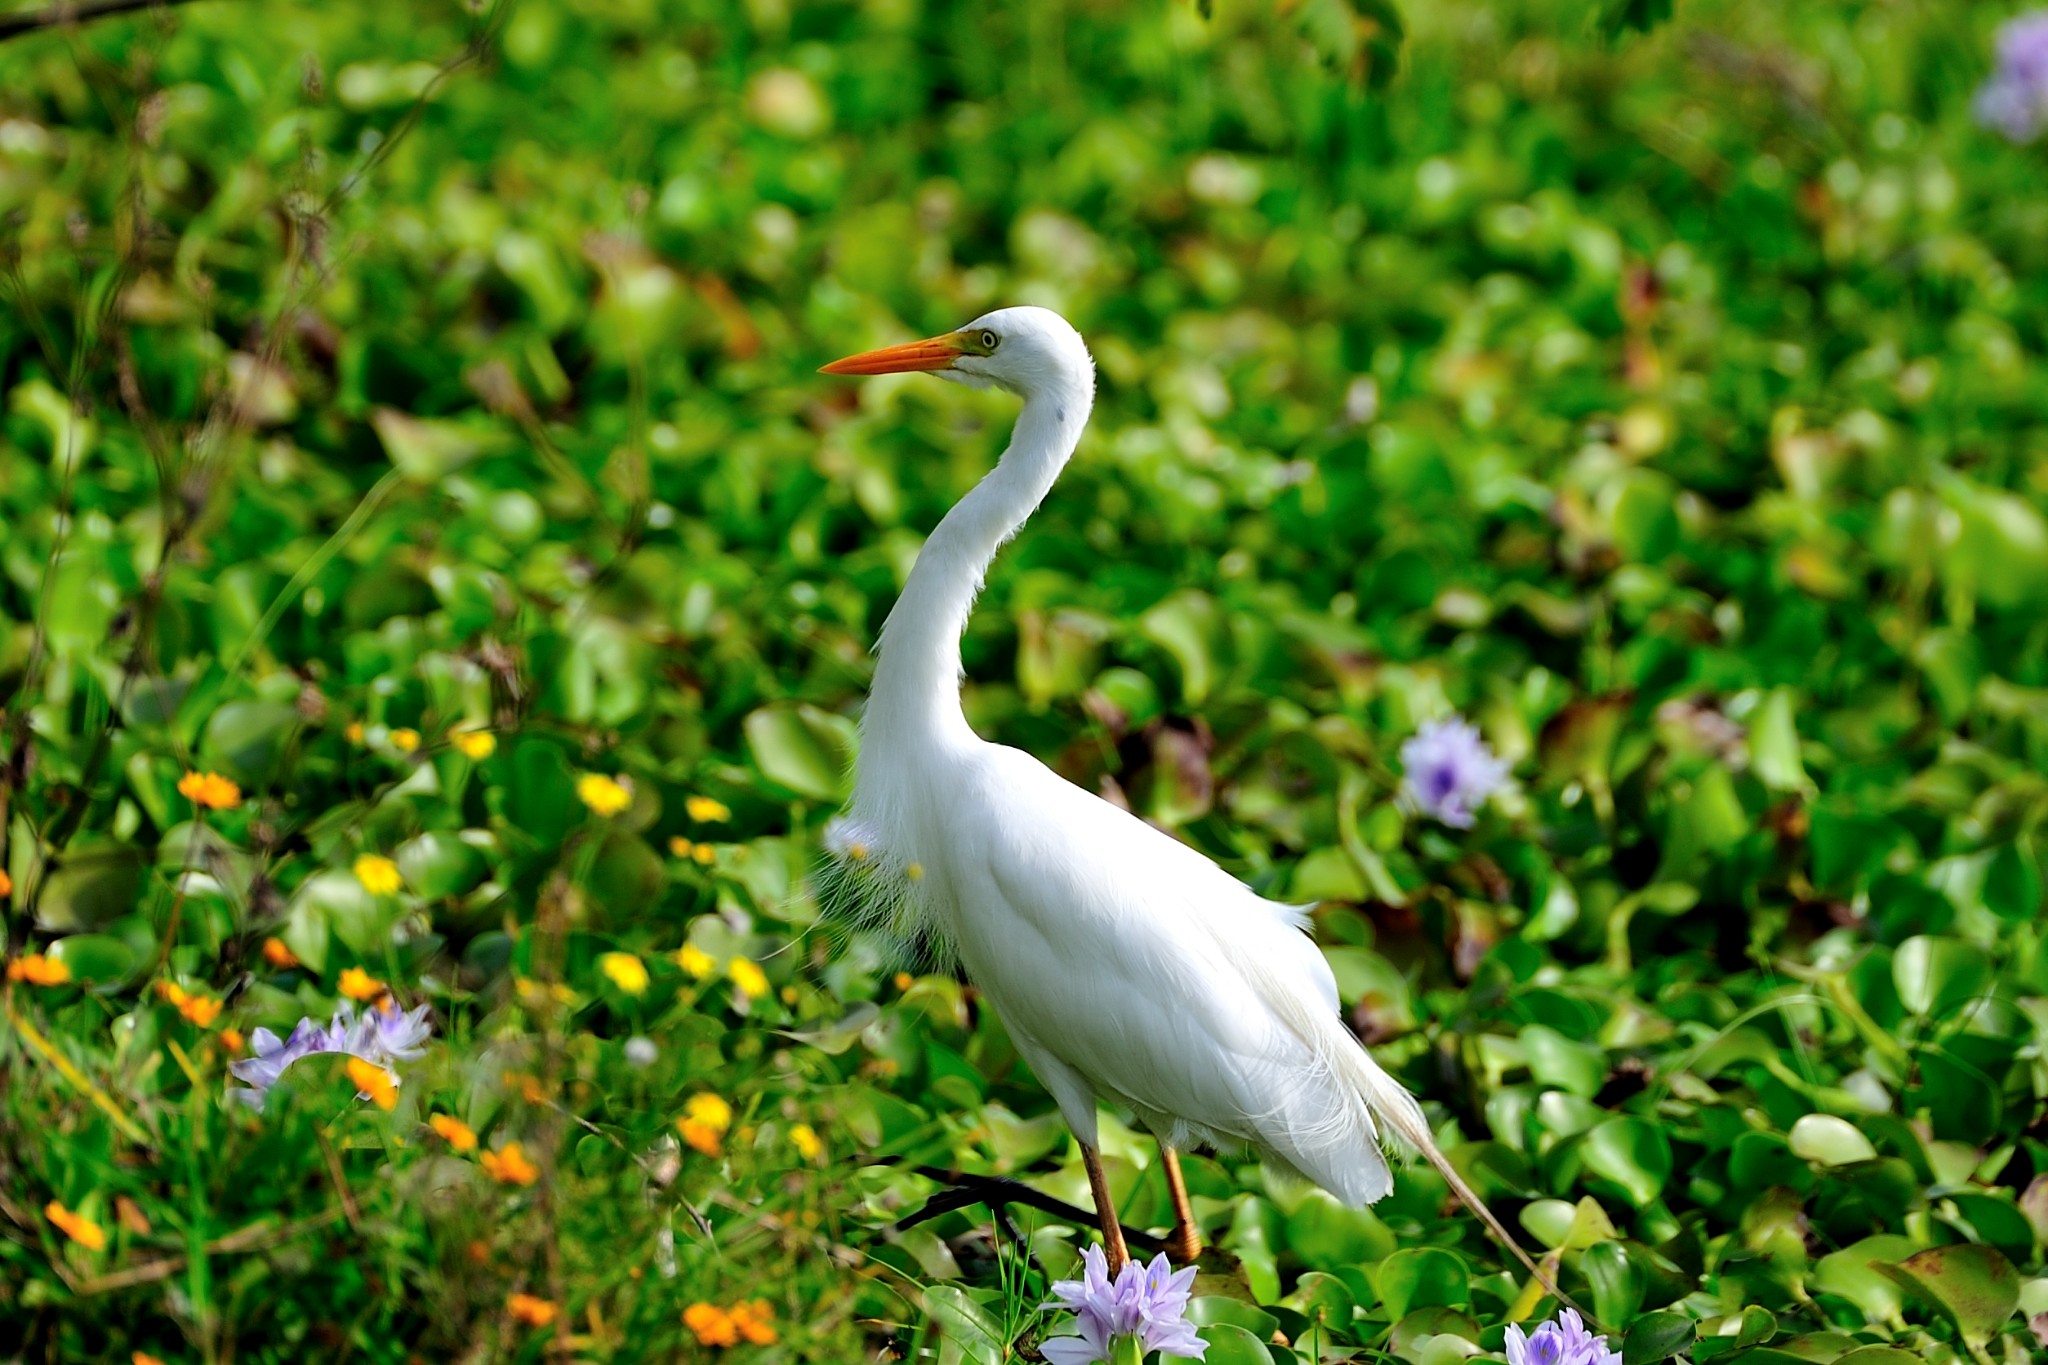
left=1976, top=11, right=2048, bottom=143
left=228, top=999, right=433, bottom=1110
left=1399, top=716, right=1510, bottom=828
left=1043, top=1247, right=1207, bottom=1363
left=1505, top=1309, right=1622, bottom=1365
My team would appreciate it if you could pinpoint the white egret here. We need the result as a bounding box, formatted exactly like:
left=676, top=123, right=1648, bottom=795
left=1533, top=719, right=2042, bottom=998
left=820, top=307, right=1540, bottom=1284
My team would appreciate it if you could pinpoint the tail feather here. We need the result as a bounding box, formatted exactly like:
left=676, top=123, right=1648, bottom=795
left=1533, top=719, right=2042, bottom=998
left=1236, top=950, right=1575, bottom=1315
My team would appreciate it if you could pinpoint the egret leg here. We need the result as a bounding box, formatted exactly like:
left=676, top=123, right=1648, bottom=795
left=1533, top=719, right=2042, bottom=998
left=1159, top=1147, right=1201, bottom=1262
left=1079, top=1141, right=1130, bottom=1275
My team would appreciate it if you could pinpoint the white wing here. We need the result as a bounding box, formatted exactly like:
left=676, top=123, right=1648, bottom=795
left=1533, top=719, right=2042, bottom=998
left=928, top=745, right=1395, bottom=1206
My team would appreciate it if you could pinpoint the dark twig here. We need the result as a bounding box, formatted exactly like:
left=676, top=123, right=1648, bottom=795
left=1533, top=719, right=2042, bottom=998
left=893, top=1165, right=1165, bottom=1255
left=0, top=0, right=227, bottom=42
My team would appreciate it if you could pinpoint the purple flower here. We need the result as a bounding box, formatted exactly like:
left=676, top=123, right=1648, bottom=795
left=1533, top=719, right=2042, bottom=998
left=1399, top=716, right=1509, bottom=828
left=1976, top=11, right=2048, bottom=142
left=1042, top=1247, right=1206, bottom=1364
left=1505, top=1309, right=1622, bottom=1365
left=228, top=999, right=432, bottom=1109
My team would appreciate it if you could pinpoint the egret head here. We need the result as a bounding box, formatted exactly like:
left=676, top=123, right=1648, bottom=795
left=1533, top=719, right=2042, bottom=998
left=821, top=305, right=1093, bottom=399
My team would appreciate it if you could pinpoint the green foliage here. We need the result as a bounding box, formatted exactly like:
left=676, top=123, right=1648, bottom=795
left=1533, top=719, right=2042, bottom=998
left=1, top=0, right=2046, bottom=1361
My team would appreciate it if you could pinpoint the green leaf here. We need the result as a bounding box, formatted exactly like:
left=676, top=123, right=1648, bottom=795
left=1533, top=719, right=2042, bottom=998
left=1372, top=1246, right=1468, bottom=1321
left=395, top=832, right=488, bottom=901
left=1580, top=1117, right=1672, bottom=1207
left=1622, top=1308, right=1695, bottom=1363
left=1188, top=1297, right=1279, bottom=1340
left=1138, top=590, right=1223, bottom=704
left=1520, top=1023, right=1606, bottom=1098
left=45, top=933, right=140, bottom=986
left=1891, top=935, right=1991, bottom=1017
left=1786, top=1114, right=1878, bottom=1167
left=1748, top=688, right=1810, bottom=793
left=1285, top=1190, right=1396, bottom=1271
left=1581, top=1240, right=1646, bottom=1326
left=744, top=703, right=853, bottom=802
left=1875, top=1243, right=2020, bottom=1346
left=1194, top=1323, right=1275, bottom=1365
left=922, top=1285, right=1004, bottom=1365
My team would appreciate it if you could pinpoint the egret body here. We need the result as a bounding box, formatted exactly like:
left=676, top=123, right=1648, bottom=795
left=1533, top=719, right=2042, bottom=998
left=821, top=307, right=1533, bottom=1279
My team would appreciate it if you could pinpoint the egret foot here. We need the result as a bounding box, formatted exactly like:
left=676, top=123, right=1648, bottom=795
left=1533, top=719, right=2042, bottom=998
left=1080, top=1141, right=1130, bottom=1275
left=1160, top=1146, right=1202, bottom=1262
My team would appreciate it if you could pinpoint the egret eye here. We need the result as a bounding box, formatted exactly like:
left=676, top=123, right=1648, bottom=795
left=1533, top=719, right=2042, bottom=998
left=980, top=330, right=999, bottom=350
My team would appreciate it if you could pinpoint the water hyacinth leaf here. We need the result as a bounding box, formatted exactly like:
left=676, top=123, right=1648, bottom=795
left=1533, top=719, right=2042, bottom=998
left=921, top=1285, right=1004, bottom=1365
left=1580, top=1117, right=1671, bottom=1207
left=1187, top=1296, right=1279, bottom=1340
left=774, top=1001, right=879, bottom=1055
left=1373, top=1246, right=1469, bottom=1321
left=1875, top=1244, right=2020, bottom=1345
left=1747, top=689, right=1809, bottom=793
left=1286, top=1190, right=1396, bottom=1271
left=1891, top=936, right=1991, bottom=1017
left=1622, top=1308, right=1695, bottom=1363
left=1580, top=1240, right=1645, bottom=1326
left=1982, top=838, right=2043, bottom=922
left=1139, top=590, right=1223, bottom=704
left=1786, top=1114, right=1878, bottom=1167
left=1194, top=1323, right=1274, bottom=1365
left=744, top=703, right=853, bottom=802
left=1519, top=1023, right=1606, bottom=1098
left=395, top=833, right=488, bottom=901
left=45, top=934, right=140, bottom=986
left=1286, top=1272, right=1355, bottom=1339
left=33, top=845, right=145, bottom=931
left=1829, top=1350, right=1922, bottom=1365
left=201, top=701, right=299, bottom=784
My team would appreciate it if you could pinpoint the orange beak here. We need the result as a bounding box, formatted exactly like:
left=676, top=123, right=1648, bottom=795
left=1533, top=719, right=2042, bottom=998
left=820, top=332, right=968, bottom=376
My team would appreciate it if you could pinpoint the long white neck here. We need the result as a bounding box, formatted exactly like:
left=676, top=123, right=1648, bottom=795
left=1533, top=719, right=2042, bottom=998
left=862, top=379, right=1093, bottom=753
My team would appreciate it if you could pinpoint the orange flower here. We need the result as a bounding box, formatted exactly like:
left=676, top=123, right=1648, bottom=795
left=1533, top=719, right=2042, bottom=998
left=507, top=1291, right=557, bottom=1326
left=679, top=1119, right=722, bottom=1157
left=261, top=936, right=301, bottom=969
left=346, top=1057, right=398, bottom=1110
left=430, top=1114, right=478, bottom=1152
left=45, top=1200, right=106, bottom=1250
left=180, top=993, right=221, bottom=1027
left=684, top=1302, right=738, bottom=1347
left=133, top=1352, right=166, bottom=1365
left=0, top=869, right=11, bottom=897
left=7, top=953, right=69, bottom=985
left=219, top=1028, right=246, bottom=1053
left=177, top=770, right=242, bottom=810
left=337, top=966, right=386, bottom=1002
left=729, top=1300, right=777, bottom=1345
left=481, top=1141, right=540, bottom=1186
left=343, top=721, right=366, bottom=744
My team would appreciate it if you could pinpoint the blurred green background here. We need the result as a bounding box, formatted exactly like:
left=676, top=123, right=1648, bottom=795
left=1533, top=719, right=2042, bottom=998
left=4, top=0, right=2048, bottom=1360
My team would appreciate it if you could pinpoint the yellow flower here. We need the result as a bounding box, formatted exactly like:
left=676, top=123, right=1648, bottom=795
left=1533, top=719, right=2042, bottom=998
left=675, top=944, right=715, bottom=979
left=177, top=770, right=242, bottom=810
left=906, top=862, right=925, bottom=882
left=507, top=1291, right=558, bottom=1327
left=343, top=721, right=365, bottom=744
left=353, top=854, right=402, bottom=895
left=389, top=727, right=420, bottom=753
left=337, top=966, right=386, bottom=1002
left=599, top=951, right=649, bottom=995
left=262, top=936, right=301, bottom=969
left=692, top=843, right=717, bottom=866
left=686, top=795, right=731, bottom=822
left=7, top=953, right=70, bottom=986
left=431, top=1114, right=479, bottom=1151
left=451, top=728, right=497, bottom=759
left=893, top=972, right=914, bottom=992
left=45, top=1200, right=106, bottom=1251
left=727, top=957, right=769, bottom=999
left=481, top=1140, right=540, bottom=1185
left=684, top=1302, right=738, bottom=1347
left=788, top=1123, right=822, bottom=1161
left=668, top=836, right=694, bottom=858
left=729, top=1300, right=777, bottom=1345
left=685, top=1092, right=733, bottom=1132
left=576, top=773, right=632, bottom=816
left=347, top=1056, right=398, bottom=1110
